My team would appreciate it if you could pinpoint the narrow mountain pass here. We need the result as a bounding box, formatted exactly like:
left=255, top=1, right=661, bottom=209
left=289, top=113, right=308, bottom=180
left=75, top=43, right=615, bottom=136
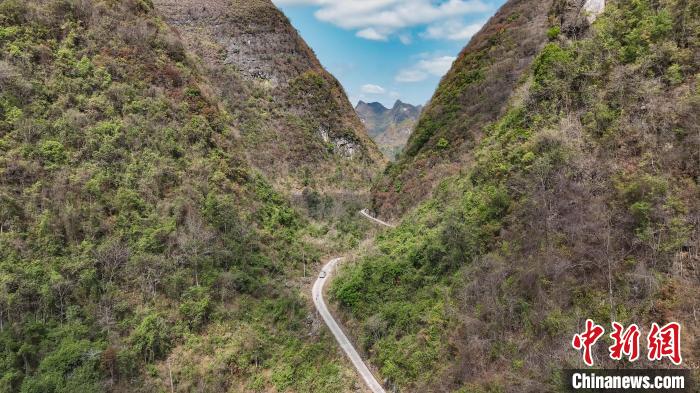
left=312, top=211, right=394, bottom=393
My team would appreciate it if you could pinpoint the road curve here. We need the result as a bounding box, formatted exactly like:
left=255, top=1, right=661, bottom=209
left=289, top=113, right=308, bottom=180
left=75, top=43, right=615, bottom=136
left=312, top=211, right=393, bottom=393
left=359, top=209, right=395, bottom=228
left=313, top=258, right=385, bottom=393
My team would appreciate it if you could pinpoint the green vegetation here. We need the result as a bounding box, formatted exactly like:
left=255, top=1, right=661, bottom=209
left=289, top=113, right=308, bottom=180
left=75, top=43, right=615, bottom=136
left=0, top=1, right=359, bottom=392
left=1, top=0, right=698, bottom=392
left=405, top=56, right=487, bottom=157
left=336, top=0, right=699, bottom=391
left=373, top=0, right=556, bottom=218
left=547, top=26, right=561, bottom=40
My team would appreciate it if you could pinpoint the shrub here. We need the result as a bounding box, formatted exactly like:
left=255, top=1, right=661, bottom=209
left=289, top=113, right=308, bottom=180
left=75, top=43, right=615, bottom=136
left=531, top=43, right=573, bottom=104
left=0, top=0, right=27, bottom=26
left=74, top=56, right=92, bottom=77
left=37, top=140, right=67, bottom=169
left=20, top=338, right=103, bottom=393
left=179, top=286, right=212, bottom=330
left=582, top=103, right=619, bottom=137
left=3, top=105, right=21, bottom=124
left=547, top=26, right=561, bottom=40
left=131, top=313, right=171, bottom=363
left=666, top=63, right=682, bottom=85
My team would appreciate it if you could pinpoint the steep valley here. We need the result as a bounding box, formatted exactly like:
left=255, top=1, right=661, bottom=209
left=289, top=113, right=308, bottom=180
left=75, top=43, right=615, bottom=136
left=0, top=0, right=698, bottom=392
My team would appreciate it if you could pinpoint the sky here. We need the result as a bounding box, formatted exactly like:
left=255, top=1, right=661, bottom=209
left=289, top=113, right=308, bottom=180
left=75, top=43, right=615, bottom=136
left=273, top=0, right=507, bottom=107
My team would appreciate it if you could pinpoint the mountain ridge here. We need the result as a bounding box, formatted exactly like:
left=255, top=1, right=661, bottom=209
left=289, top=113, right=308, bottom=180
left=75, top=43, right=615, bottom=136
left=154, top=0, right=385, bottom=192
left=372, top=0, right=556, bottom=217
left=0, top=0, right=379, bottom=391
left=356, top=100, right=422, bottom=160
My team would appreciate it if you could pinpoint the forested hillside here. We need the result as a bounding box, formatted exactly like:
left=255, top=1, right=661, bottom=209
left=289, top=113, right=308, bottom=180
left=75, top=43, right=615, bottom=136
left=372, top=0, right=556, bottom=218
left=0, top=1, right=366, bottom=391
left=153, top=0, right=384, bottom=193
left=333, top=0, right=700, bottom=391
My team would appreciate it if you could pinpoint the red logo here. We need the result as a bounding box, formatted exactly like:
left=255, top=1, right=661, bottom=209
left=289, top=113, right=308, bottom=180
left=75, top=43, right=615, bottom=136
left=572, top=320, right=682, bottom=366
left=647, top=322, right=682, bottom=365
left=572, top=319, right=605, bottom=367
left=609, top=322, right=640, bottom=362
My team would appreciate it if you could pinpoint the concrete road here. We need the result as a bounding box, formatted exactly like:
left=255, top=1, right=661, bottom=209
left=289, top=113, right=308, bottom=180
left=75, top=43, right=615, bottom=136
left=311, top=210, right=393, bottom=393
left=312, top=257, right=386, bottom=393
left=359, top=209, right=395, bottom=228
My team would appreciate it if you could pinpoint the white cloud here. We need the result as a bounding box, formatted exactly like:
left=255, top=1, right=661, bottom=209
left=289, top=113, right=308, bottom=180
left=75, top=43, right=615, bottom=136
left=398, top=33, right=413, bottom=45
left=356, top=27, right=389, bottom=41
left=418, top=56, right=457, bottom=75
left=361, top=84, right=387, bottom=94
left=395, top=55, right=456, bottom=83
left=422, top=19, right=485, bottom=40
left=273, top=0, right=491, bottom=41
left=276, top=0, right=323, bottom=3
left=395, top=69, right=428, bottom=83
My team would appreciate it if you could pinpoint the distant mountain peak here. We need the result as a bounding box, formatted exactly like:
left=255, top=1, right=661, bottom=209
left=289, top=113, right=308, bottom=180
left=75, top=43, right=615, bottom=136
left=368, top=101, right=387, bottom=109
left=356, top=99, right=422, bottom=160
left=356, top=101, right=389, bottom=114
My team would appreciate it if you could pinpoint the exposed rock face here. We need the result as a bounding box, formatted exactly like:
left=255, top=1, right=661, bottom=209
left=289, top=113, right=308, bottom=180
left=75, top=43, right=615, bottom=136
left=153, top=0, right=384, bottom=190
left=356, top=100, right=422, bottom=160
left=583, top=0, right=605, bottom=22
left=554, top=0, right=606, bottom=37
left=319, top=127, right=360, bottom=158
left=153, top=0, right=319, bottom=86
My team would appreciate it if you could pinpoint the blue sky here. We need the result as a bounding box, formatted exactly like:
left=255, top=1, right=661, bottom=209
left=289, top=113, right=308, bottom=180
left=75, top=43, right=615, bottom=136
left=273, top=0, right=506, bottom=107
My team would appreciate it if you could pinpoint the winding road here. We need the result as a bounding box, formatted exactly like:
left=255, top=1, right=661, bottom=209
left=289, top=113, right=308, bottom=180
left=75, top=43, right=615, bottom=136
left=312, top=210, right=394, bottom=393
left=359, top=209, right=396, bottom=228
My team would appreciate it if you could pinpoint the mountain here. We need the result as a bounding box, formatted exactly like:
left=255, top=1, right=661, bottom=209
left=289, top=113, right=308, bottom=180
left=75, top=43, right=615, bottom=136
left=356, top=100, right=422, bottom=160
left=333, top=0, right=700, bottom=391
left=3, top=0, right=698, bottom=392
left=372, top=0, right=556, bottom=217
left=153, top=0, right=384, bottom=192
left=0, top=1, right=373, bottom=391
